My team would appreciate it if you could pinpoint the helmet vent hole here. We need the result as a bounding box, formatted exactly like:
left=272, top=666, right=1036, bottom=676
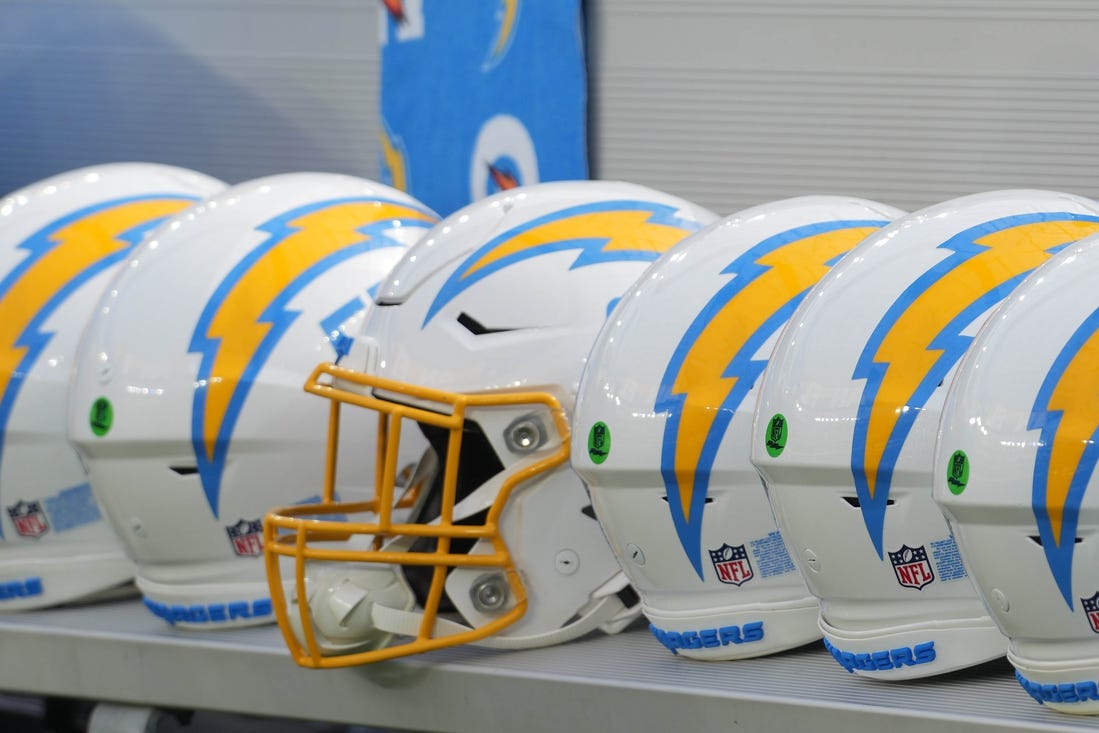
left=1029, top=535, right=1083, bottom=546
left=660, top=496, right=714, bottom=504
left=169, top=465, right=198, bottom=476
left=842, top=496, right=894, bottom=508
left=580, top=504, right=598, bottom=520
left=457, top=312, right=514, bottom=335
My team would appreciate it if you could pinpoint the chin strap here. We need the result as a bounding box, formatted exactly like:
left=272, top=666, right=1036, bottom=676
left=367, top=574, right=640, bottom=650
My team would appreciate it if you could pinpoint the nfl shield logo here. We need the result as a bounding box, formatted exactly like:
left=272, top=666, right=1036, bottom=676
left=1081, top=592, right=1099, bottom=634
left=888, top=544, right=935, bottom=590
left=7, top=500, right=49, bottom=539
left=226, top=518, right=264, bottom=557
left=709, top=543, right=754, bottom=586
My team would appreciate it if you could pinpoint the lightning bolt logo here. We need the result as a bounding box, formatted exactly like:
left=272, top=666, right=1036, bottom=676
left=189, top=198, right=437, bottom=516
left=483, top=0, right=520, bottom=71
left=1029, top=307, right=1099, bottom=608
left=0, top=195, right=198, bottom=488
left=380, top=118, right=408, bottom=193
left=656, top=221, right=886, bottom=577
left=853, top=213, right=1099, bottom=558
left=424, top=200, right=706, bottom=326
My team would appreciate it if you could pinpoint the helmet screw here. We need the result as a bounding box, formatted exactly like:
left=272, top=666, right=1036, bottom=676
left=470, top=573, right=509, bottom=613
left=504, top=415, right=546, bottom=453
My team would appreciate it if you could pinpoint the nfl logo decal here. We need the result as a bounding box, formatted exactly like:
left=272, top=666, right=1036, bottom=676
left=7, top=500, right=49, bottom=539
left=889, top=544, right=935, bottom=590
left=709, top=543, right=754, bottom=586
left=1081, top=592, right=1099, bottom=634
left=226, top=518, right=264, bottom=557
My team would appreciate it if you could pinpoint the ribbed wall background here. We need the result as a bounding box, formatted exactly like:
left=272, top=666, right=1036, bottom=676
left=0, top=0, right=381, bottom=194
left=588, top=0, right=1099, bottom=213
left=4, top=1, right=1099, bottom=214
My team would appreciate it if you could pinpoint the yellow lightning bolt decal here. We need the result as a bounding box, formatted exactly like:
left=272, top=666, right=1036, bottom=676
left=484, top=0, right=520, bottom=69
left=659, top=221, right=883, bottom=575
left=425, top=200, right=705, bottom=325
left=672, top=226, right=878, bottom=518
left=0, top=196, right=195, bottom=469
left=1043, top=333, right=1099, bottom=541
left=462, top=209, right=687, bottom=280
left=191, top=199, right=437, bottom=514
left=380, top=123, right=408, bottom=193
left=854, top=215, right=1099, bottom=556
left=1031, top=305, right=1099, bottom=607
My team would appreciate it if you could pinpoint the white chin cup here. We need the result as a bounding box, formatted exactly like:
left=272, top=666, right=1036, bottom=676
left=289, top=562, right=416, bottom=655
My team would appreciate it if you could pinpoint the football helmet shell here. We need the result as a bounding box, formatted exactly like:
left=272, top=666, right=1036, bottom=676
left=572, top=196, right=905, bottom=660
left=0, top=162, right=224, bottom=610
left=69, top=172, right=438, bottom=628
left=264, top=180, right=719, bottom=666
left=936, top=236, right=1099, bottom=713
left=751, top=190, right=1099, bottom=678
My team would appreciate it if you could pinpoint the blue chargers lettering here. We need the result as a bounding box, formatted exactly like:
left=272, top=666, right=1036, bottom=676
left=649, top=621, right=764, bottom=655
left=822, top=637, right=936, bottom=673
left=142, top=596, right=273, bottom=625
left=1016, top=670, right=1099, bottom=705
left=0, top=576, right=43, bottom=600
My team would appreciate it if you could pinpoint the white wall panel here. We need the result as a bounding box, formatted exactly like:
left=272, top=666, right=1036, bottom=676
left=588, top=0, right=1099, bottom=213
left=0, top=0, right=379, bottom=193
left=4, top=1, right=1099, bottom=215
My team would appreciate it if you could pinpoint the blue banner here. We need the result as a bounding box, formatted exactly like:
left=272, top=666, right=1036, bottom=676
left=379, top=0, right=588, bottom=216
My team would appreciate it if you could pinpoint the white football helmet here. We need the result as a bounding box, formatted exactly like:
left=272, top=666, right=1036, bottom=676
left=68, top=172, right=438, bottom=628
left=264, top=180, right=718, bottom=666
left=0, top=162, right=224, bottom=610
left=751, top=190, right=1099, bottom=678
left=936, top=236, right=1099, bottom=713
left=572, top=196, right=904, bottom=660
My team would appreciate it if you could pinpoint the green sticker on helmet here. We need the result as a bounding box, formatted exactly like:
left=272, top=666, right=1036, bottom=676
left=765, top=414, right=787, bottom=457
left=947, top=450, right=969, bottom=495
left=90, top=397, right=113, bottom=437
left=588, top=421, right=610, bottom=464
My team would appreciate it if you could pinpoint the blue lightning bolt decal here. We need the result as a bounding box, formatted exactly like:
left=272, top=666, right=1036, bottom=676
left=424, top=200, right=705, bottom=326
left=319, top=296, right=368, bottom=364
left=852, top=212, right=1099, bottom=558
left=189, top=197, right=437, bottom=516
left=656, top=221, right=886, bottom=577
left=1029, top=307, right=1099, bottom=608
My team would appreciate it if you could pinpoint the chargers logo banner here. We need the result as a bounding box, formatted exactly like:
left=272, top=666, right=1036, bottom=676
left=0, top=195, right=197, bottom=539
left=189, top=198, right=437, bottom=516
left=424, top=200, right=705, bottom=326
left=1030, top=307, right=1099, bottom=608
left=380, top=0, right=586, bottom=215
left=853, top=213, right=1099, bottom=558
left=657, top=221, right=886, bottom=578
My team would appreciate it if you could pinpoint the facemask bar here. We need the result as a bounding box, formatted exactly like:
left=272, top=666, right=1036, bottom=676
left=264, top=362, right=570, bottom=668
